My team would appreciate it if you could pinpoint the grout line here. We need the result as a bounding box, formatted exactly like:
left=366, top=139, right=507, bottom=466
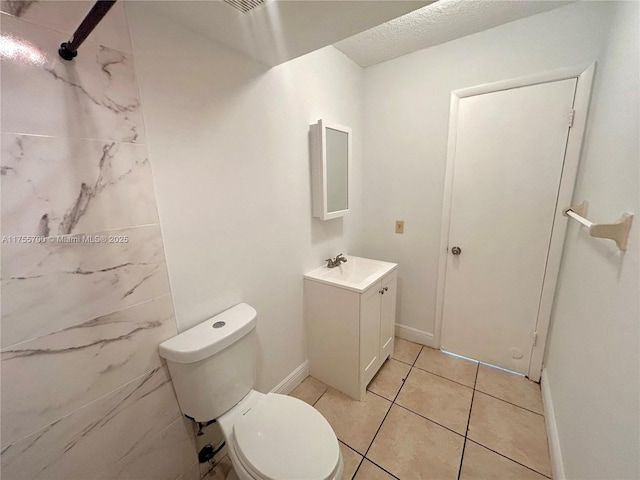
left=393, top=401, right=465, bottom=439
left=473, top=362, right=479, bottom=389
left=411, top=347, right=424, bottom=368
left=1, top=365, right=174, bottom=451
left=457, top=439, right=469, bottom=480
left=473, top=390, right=545, bottom=417
left=390, top=343, right=423, bottom=368
left=411, top=365, right=475, bottom=390
left=0, top=131, right=147, bottom=147
left=339, top=438, right=368, bottom=479
left=465, top=439, right=552, bottom=479
left=91, top=415, right=187, bottom=480
left=309, top=384, right=368, bottom=479
left=412, top=362, right=478, bottom=389
left=392, top=359, right=414, bottom=404
left=312, top=389, right=329, bottom=407
left=355, top=347, right=422, bottom=478
left=390, top=357, right=415, bottom=367
left=339, top=440, right=362, bottom=457
left=363, top=458, right=401, bottom=479
left=0, top=292, right=172, bottom=352
left=360, top=386, right=394, bottom=455
left=304, top=386, right=370, bottom=478
left=367, top=389, right=394, bottom=403
left=457, top=362, right=479, bottom=480
left=350, top=456, right=365, bottom=480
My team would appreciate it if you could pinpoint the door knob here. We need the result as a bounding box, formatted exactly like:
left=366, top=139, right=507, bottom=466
left=451, top=246, right=462, bottom=255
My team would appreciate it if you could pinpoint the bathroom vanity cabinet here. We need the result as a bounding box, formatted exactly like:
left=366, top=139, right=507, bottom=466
left=304, top=258, right=397, bottom=401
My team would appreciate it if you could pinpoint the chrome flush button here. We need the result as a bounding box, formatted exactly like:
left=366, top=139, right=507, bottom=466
left=213, top=321, right=226, bottom=329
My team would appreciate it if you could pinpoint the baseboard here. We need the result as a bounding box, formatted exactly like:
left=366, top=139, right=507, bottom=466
left=270, top=360, right=310, bottom=395
left=541, top=368, right=565, bottom=480
left=395, top=324, right=435, bottom=348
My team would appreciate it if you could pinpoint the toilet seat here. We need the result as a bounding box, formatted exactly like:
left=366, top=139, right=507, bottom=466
left=232, top=393, right=341, bottom=480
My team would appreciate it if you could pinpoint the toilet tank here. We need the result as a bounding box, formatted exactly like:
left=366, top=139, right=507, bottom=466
left=159, top=303, right=257, bottom=422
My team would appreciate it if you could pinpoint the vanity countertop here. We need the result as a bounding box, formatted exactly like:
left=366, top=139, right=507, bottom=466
left=304, top=255, right=398, bottom=293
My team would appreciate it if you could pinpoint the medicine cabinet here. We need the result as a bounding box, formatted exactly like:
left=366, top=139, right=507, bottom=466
left=310, top=120, right=351, bottom=220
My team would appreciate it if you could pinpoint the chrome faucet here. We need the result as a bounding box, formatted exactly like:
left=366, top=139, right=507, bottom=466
left=326, top=254, right=347, bottom=269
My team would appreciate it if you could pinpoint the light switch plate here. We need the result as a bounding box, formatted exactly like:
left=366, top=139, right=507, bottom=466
left=395, top=220, right=404, bottom=234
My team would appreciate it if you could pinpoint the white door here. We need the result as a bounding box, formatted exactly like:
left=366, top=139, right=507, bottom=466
left=441, top=78, right=577, bottom=375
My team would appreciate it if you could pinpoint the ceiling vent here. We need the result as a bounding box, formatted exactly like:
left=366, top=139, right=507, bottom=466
left=224, top=0, right=267, bottom=14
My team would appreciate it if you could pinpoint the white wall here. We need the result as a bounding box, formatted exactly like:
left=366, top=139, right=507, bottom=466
left=362, top=1, right=639, bottom=478
left=544, top=2, right=639, bottom=479
left=362, top=1, right=616, bottom=337
left=126, top=3, right=364, bottom=392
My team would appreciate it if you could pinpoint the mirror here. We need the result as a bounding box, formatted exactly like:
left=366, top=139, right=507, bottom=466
left=326, top=127, right=349, bottom=213
left=310, top=120, right=351, bottom=220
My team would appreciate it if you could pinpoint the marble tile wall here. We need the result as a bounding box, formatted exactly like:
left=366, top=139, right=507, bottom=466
left=0, top=1, right=199, bottom=478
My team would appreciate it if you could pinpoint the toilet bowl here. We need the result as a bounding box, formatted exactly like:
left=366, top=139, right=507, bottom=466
left=158, top=303, right=342, bottom=480
left=218, top=390, right=342, bottom=480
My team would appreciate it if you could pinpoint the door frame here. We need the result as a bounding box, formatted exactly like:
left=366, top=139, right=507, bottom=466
left=434, top=63, right=596, bottom=382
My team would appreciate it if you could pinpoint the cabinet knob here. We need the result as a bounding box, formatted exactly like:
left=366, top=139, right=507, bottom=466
left=384, top=287, right=388, bottom=292
left=451, top=246, right=462, bottom=255
left=379, top=289, right=385, bottom=295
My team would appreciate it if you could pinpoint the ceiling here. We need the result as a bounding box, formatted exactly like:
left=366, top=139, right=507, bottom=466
left=143, top=0, right=431, bottom=67
left=334, top=0, right=573, bottom=67
left=143, top=0, right=575, bottom=69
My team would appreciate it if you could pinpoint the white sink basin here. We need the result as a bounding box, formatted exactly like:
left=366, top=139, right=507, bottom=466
left=304, top=255, right=398, bottom=293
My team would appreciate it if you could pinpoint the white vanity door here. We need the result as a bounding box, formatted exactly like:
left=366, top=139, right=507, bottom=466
left=360, top=282, right=381, bottom=393
left=380, top=271, right=397, bottom=361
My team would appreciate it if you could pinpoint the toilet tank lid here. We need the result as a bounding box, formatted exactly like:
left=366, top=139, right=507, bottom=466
left=159, top=303, right=257, bottom=364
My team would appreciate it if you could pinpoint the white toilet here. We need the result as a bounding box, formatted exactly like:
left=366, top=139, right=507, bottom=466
left=159, top=303, right=343, bottom=480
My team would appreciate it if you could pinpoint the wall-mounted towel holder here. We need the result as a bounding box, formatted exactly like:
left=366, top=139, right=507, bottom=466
left=563, top=201, right=633, bottom=251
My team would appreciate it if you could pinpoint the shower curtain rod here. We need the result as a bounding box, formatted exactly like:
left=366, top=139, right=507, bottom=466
left=58, top=0, right=117, bottom=60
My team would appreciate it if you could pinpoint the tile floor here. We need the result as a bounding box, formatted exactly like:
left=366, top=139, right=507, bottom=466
left=289, top=337, right=552, bottom=480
